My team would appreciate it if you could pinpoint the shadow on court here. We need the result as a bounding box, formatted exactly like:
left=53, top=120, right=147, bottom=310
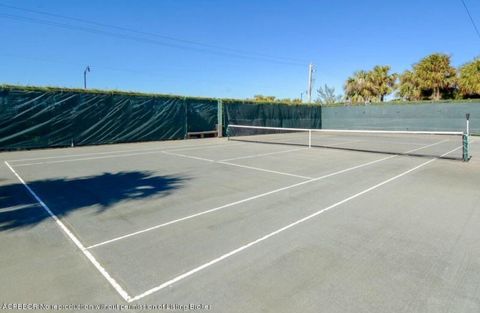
left=0, top=171, right=188, bottom=231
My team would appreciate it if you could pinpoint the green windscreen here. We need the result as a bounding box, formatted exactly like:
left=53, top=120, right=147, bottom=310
left=321, top=102, right=479, bottom=135
left=0, top=87, right=218, bottom=150
left=1, top=85, right=478, bottom=152
left=224, top=101, right=322, bottom=132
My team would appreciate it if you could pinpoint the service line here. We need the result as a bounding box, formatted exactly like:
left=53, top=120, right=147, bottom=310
left=219, top=147, right=307, bottom=162
left=161, top=150, right=312, bottom=179
left=10, top=141, right=244, bottom=167
left=87, top=138, right=450, bottom=250
left=86, top=154, right=395, bottom=249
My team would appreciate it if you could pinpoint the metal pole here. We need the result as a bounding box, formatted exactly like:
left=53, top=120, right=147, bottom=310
left=464, top=113, right=471, bottom=161
left=307, top=63, right=316, bottom=104
left=307, top=63, right=312, bottom=103
left=217, top=100, right=223, bottom=138
left=466, top=113, right=470, bottom=135
left=84, top=66, right=90, bottom=89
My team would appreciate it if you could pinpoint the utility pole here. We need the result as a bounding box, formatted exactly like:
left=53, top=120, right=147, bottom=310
left=84, top=66, right=91, bottom=89
left=307, top=63, right=316, bottom=103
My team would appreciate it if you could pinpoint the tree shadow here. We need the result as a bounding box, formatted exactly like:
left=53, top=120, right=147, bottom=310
left=0, top=171, right=188, bottom=231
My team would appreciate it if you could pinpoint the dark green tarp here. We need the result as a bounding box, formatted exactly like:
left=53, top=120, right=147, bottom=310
left=2, top=86, right=479, bottom=151
left=0, top=88, right=218, bottom=150
left=186, top=98, right=218, bottom=133
left=224, top=101, right=322, bottom=130
left=321, top=102, right=480, bottom=135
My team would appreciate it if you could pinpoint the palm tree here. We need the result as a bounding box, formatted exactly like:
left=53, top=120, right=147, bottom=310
left=413, top=53, right=457, bottom=101
left=458, top=58, right=480, bottom=98
left=344, top=67, right=397, bottom=103
left=344, top=76, right=359, bottom=103
left=344, top=70, right=372, bottom=103
left=369, top=66, right=397, bottom=102
left=398, top=70, right=421, bottom=101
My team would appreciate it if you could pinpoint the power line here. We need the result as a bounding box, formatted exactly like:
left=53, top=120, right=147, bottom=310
left=0, top=3, right=308, bottom=66
left=0, top=52, right=274, bottom=91
left=0, top=13, right=305, bottom=67
left=0, top=2, right=306, bottom=63
left=0, top=52, right=205, bottom=77
left=460, top=0, right=480, bottom=41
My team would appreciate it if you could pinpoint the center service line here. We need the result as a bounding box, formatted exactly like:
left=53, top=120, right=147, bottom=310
left=161, top=150, right=313, bottom=179
left=87, top=139, right=449, bottom=249
left=218, top=147, right=307, bottom=162
left=86, top=154, right=395, bottom=249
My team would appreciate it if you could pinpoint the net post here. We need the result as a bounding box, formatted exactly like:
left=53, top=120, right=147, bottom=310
left=308, top=130, right=312, bottom=148
left=463, top=134, right=470, bottom=161
left=463, top=113, right=471, bottom=162
left=466, top=113, right=470, bottom=136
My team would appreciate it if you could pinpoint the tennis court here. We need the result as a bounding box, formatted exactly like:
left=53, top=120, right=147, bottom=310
left=1, top=132, right=480, bottom=312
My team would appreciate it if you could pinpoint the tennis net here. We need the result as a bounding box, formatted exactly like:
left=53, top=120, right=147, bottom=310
left=227, top=124, right=471, bottom=161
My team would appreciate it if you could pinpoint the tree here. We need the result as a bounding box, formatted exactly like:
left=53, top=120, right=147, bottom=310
left=412, top=53, right=457, bottom=100
left=253, top=95, right=276, bottom=102
left=398, top=70, right=422, bottom=101
left=278, top=98, right=303, bottom=104
left=344, top=70, right=373, bottom=103
left=250, top=95, right=302, bottom=104
left=344, top=66, right=396, bottom=103
left=316, top=84, right=342, bottom=105
left=369, top=66, right=397, bottom=102
left=458, top=58, right=480, bottom=98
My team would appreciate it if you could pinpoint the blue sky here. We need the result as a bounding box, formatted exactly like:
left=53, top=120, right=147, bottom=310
left=0, top=0, right=479, bottom=100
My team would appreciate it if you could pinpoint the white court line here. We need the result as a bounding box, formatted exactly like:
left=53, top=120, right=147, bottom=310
left=11, top=142, right=244, bottom=167
left=4, top=161, right=132, bottom=302
left=161, top=150, right=311, bottom=179
left=224, top=137, right=435, bottom=162
left=12, top=150, right=180, bottom=167
left=219, top=147, right=307, bottom=162
left=87, top=138, right=451, bottom=250
left=8, top=147, right=168, bottom=163
left=217, top=161, right=312, bottom=179
left=128, top=145, right=463, bottom=302
left=166, top=142, right=245, bottom=153
left=86, top=154, right=395, bottom=249
left=3, top=139, right=462, bottom=303
left=162, top=151, right=215, bottom=163
left=7, top=141, right=235, bottom=163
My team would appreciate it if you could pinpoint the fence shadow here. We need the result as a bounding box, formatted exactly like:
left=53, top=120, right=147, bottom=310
left=0, top=171, right=188, bottom=231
